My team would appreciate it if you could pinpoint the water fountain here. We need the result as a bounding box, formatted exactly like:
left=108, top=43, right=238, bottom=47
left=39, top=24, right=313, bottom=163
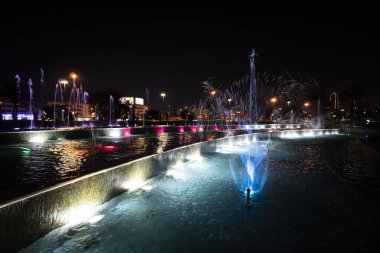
left=53, top=83, right=63, bottom=128
left=28, top=78, right=34, bottom=129
left=109, top=95, right=114, bottom=126
left=249, top=48, right=258, bottom=124
left=0, top=50, right=353, bottom=252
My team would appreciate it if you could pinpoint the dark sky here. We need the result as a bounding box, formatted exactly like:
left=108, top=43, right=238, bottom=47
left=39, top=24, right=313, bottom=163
left=1, top=3, right=379, bottom=109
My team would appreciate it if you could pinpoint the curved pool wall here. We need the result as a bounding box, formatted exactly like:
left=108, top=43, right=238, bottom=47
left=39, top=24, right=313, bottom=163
left=0, top=128, right=337, bottom=252
left=0, top=132, right=262, bottom=252
left=0, top=126, right=199, bottom=145
left=0, top=124, right=304, bottom=145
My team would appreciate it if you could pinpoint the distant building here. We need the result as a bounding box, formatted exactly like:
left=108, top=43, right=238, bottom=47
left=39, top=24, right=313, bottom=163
left=47, top=101, right=91, bottom=121
left=119, top=97, right=148, bottom=119
left=0, top=97, right=32, bottom=120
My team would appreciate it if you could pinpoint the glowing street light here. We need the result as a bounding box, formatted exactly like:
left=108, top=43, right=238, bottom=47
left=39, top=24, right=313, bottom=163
left=160, top=92, right=166, bottom=122
left=287, top=101, right=291, bottom=108
left=227, top=98, right=232, bottom=121
left=58, top=79, right=69, bottom=123
left=304, top=102, right=310, bottom=112
left=210, top=90, right=216, bottom=97
left=70, top=73, right=77, bottom=83
left=270, top=97, right=277, bottom=107
left=304, top=102, right=310, bottom=121
left=160, top=92, right=166, bottom=103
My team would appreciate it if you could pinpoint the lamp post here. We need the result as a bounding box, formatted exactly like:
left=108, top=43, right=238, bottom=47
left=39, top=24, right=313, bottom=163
left=227, top=98, right=232, bottom=121
left=160, top=92, right=166, bottom=122
left=70, top=73, right=77, bottom=113
left=58, top=79, right=68, bottom=122
left=270, top=97, right=277, bottom=121
left=304, top=102, right=310, bottom=120
left=210, top=90, right=216, bottom=122
left=287, top=101, right=291, bottom=108
left=270, top=97, right=277, bottom=108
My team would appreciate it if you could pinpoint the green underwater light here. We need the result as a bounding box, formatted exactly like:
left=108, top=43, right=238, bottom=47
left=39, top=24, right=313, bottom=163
left=20, top=147, right=31, bottom=155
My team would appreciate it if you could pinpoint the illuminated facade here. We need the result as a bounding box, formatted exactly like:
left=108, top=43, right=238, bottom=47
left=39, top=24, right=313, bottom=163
left=119, top=97, right=148, bottom=119
left=0, top=97, right=32, bottom=120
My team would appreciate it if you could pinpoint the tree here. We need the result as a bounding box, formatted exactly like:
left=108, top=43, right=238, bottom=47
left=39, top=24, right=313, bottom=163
left=88, top=88, right=123, bottom=121
left=341, top=80, right=366, bottom=118
left=180, top=108, right=196, bottom=121
left=145, top=109, right=160, bottom=120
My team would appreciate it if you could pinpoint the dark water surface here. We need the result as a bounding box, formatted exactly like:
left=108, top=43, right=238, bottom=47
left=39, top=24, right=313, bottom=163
left=0, top=132, right=220, bottom=203
left=22, top=134, right=380, bottom=252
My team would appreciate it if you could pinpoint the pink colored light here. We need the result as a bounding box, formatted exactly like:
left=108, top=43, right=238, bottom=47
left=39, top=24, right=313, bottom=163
left=190, top=126, right=196, bottom=132
left=155, top=127, right=164, bottom=134
left=178, top=126, right=184, bottom=133
left=122, top=128, right=131, bottom=136
left=97, top=145, right=121, bottom=152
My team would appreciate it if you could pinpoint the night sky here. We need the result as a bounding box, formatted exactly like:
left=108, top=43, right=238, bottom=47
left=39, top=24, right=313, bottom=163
left=1, top=3, right=379, bottom=109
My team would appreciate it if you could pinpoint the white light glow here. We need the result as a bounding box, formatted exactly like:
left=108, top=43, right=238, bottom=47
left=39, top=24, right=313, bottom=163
left=29, top=135, right=47, bottom=143
left=279, top=130, right=340, bottom=139
left=121, top=173, right=148, bottom=192
left=186, top=153, right=203, bottom=161
left=88, top=215, right=104, bottom=224
left=109, top=129, right=121, bottom=137
left=141, top=185, right=153, bottom=191
left=59, top=203, right=97, bottom=226
left=166, top=168, right=186, bottom=179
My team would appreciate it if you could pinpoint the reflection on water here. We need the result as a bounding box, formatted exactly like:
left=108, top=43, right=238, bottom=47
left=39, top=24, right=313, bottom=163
left=0, top=132, right=221, bottom=203
left=22, top=135, right=380, bottom=253
left=50, top=141, right=93, bottom=179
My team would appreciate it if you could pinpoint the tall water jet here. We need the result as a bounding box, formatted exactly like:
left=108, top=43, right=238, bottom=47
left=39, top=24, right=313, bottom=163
left=13, top=75, right=21, bottom=121
left=53, top=83, right=63, bottom=128
left=67, top=85, right=76, bottom=127
left=109, top=95, right=114, bottom=126
left=39, top=68, right=45, bottom=119
left=53, top=84, right=58, bottom=128
left=28, top=78, right=34, bottom=128
left=249, top=49, right=258, bottom=124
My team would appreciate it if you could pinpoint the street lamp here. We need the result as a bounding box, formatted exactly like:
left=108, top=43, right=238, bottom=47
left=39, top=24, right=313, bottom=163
left=270, top=97, right=277, bottom=121
left=58, top=79, right=69, bottom=121
left=304, top=102, right=310, bottom=120
left=270, top=97, right=277, bottom=108
left=70, top=73, right=77, bottom=84
left=304, top=102, right=310, bottom=112
left=227, top=98, right=232, bottom=121
left=287, top=101, right=291, bottom=108
left=227, top=98, right=232, bottom=107
left=69, top=73, right=77, bottom=114
left=210, top=90, right=216, bottom=97
left=160, top=92, right=166, bottom=122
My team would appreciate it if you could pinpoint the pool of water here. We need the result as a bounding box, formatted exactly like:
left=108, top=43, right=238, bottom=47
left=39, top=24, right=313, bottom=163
left=22, top=135, right=380, bottom=252
left=0, top=132, right=222, bottom=203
